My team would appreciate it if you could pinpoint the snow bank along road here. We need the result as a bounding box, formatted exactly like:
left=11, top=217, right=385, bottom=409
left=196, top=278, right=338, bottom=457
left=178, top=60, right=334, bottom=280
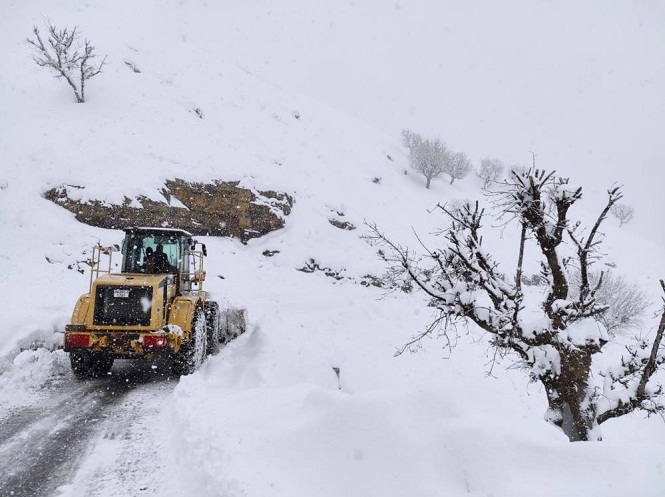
left=0, top=355, right=177, bottom=497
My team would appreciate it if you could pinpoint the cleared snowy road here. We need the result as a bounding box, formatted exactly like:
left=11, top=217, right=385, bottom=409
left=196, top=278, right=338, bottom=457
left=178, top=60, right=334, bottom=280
left=0, top=359, right=177, bottom=497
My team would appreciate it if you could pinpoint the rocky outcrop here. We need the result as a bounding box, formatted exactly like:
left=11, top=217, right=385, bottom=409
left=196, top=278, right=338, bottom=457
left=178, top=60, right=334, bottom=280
left=43, top=179, right=294, bottom=243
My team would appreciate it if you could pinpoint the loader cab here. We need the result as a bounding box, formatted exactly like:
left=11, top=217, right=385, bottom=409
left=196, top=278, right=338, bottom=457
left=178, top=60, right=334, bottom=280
left=121, top=227, right=193, bottom=275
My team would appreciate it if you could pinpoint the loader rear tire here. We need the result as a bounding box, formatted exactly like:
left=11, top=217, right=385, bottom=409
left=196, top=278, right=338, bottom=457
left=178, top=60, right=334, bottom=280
left=172, top=308, right=207, bottom=376
left=70, top=352, right=90, bottom=378
left=70, top=351, right=114, bottom=378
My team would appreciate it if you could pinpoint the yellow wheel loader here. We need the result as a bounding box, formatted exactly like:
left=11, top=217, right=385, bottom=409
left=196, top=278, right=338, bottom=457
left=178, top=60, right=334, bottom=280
left=63, top=227, right=246, bottom=377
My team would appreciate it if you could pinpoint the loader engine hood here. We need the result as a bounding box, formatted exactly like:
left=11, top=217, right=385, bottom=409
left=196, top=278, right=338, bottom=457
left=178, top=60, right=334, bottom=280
left=90, top=274, right=174, bottom=328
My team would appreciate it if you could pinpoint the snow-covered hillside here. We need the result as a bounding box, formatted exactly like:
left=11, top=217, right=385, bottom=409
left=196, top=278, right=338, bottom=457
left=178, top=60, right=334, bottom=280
left=1, top=1, right=664, bottom=496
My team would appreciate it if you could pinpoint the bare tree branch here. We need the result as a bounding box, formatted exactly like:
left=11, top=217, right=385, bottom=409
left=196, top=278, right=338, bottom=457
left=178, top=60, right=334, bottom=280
left=27, top=23, right=107, bottom=103
left=368, top=168, right=664, bottom=442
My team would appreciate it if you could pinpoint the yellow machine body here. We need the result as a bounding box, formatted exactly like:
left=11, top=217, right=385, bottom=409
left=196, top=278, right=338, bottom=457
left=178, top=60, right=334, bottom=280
left=64, top=229, right=210, bottom=361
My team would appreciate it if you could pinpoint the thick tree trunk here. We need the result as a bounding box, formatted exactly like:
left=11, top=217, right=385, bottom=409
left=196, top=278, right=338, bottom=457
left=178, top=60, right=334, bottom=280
left=542, top=349, right=599, bottom=441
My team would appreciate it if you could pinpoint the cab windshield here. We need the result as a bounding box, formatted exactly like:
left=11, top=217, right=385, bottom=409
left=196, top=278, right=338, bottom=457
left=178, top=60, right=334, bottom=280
left=122, top=233, right=181, bottom=274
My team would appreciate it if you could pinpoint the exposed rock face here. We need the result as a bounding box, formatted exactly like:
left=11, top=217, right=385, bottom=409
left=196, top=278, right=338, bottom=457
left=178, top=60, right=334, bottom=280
left=328, top=218, right=356, bottom=231
left=43, top=179, right=294, bottom=243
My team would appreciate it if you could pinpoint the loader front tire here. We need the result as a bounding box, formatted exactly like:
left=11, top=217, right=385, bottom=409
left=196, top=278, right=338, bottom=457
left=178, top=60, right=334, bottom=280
left=172, top=307, right=207, bottom=376
left=204, top=301, right=221, bottom=355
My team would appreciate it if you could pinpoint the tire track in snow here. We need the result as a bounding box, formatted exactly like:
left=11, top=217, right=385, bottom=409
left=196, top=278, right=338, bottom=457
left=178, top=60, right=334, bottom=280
left=0, top=361, right=177, bottom=497
left=63, top=372, right=178, bottom=497
left=0, top=407, right=42, bottom=446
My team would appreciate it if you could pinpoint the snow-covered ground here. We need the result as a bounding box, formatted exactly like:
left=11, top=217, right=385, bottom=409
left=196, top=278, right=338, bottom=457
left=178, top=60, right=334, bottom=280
left=1, top=1, right=664, bottom=496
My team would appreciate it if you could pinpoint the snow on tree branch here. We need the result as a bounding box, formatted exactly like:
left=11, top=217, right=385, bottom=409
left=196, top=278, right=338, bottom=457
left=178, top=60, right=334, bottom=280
left=368, top=167, right=665, bottom=442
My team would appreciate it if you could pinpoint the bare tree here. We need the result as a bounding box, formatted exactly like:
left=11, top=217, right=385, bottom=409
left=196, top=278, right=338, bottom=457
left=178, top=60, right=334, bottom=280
left=580, top=271, right=650, bottom=335
left=27, top=23, right=107, bottom=103
left=509, top=164, right=529, bottom=177
left=610, top=203, right=634, bottom=226
left=444, top=151, right=472, bottom=185
left=477, top=158, right=504, bottom=188
left=401, top=129, right=420, bottom=150
left=402, top=129, right=451, bottom=189
left=367, top=168, right=665, bottom=442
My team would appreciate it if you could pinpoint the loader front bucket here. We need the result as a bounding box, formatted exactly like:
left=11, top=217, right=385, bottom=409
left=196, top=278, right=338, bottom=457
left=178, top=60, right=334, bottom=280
left=221, top=308, right=247, bottom=340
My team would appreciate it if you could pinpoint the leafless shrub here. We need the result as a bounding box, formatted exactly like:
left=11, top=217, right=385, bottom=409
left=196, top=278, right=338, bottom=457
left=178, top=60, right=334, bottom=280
left=27, top=23, right=107, bottom=103
left=573, top=271, right=650, bottom=335
left=610, top=203, right=634, bottom=226
left=477, top=158, right=505, bottom=188
left=509, top=164, right=528, bottom=177
left=402, top=129, right=471, bottom=187
left=521, top=273, right=546, bottom=286
left=402, top=129, right=450, bottom=189
left=445, top=151, right=472, bottom=185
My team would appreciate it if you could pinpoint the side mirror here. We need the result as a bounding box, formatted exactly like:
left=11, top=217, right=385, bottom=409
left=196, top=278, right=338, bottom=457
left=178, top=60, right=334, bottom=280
left=202, top=244, right=207, bottom=257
